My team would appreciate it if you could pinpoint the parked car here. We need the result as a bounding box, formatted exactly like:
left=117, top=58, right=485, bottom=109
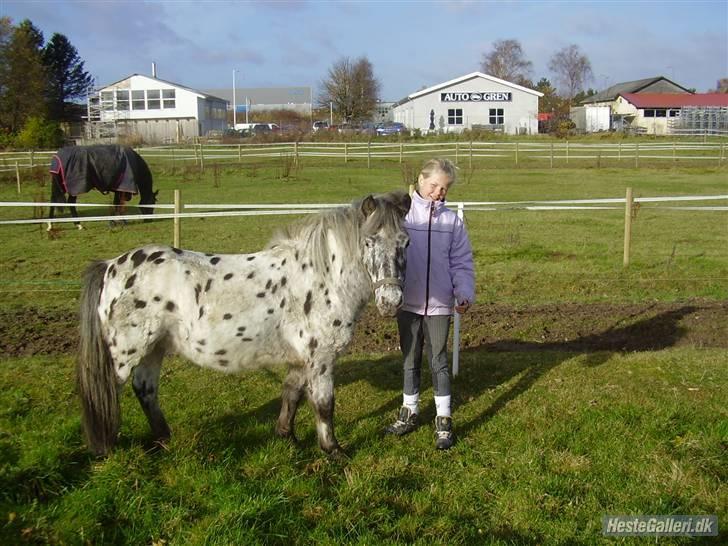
left=376, top=122, right=406, bottom=136
left=312, top=120, right=329, bottom=132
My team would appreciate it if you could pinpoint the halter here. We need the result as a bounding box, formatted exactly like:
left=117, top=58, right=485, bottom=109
left=372, top=277, right=402, bottom=290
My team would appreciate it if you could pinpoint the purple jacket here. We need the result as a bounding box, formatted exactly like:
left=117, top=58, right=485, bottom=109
left=401, top=190, right=475, bottom=316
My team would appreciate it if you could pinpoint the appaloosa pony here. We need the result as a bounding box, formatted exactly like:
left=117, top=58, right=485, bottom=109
left=77, top=190, right=411, bottom=456
left=49, top=144, right=157, bottom=229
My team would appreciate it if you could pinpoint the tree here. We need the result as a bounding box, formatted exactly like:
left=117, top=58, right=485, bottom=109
left=319, top=56, right=380, bottom=122
left=0, top=19, right=47, bottom=133
left=43, top=33, right=94, bottom=121
left=548, top=44, right=593, bottom=102
left=533, top=77, right=564, bottom=114
left=480, top=39, right=533, bottom=86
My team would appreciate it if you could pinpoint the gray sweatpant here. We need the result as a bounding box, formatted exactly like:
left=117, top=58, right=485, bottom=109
left=397, top=311, right=452, bottom=397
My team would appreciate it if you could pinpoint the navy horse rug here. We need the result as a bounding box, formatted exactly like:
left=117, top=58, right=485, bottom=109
left=48, top=145, right=156, bottom=229
left=50, top=145, right=148, bottom=197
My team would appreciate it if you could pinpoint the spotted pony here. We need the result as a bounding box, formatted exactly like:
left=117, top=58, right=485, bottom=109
left=77, top=190, right=411, bottom=456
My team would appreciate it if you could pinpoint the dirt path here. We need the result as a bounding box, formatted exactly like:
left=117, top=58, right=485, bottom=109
left=1, top=300, right=725, bottom=358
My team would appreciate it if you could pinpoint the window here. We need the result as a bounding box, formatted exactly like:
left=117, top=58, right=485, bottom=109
left=489, top=108, right=504, bottom=125
left=644, top=109, right=655, bottom=117
left=132, top=90, right=146, bottom=110
left=147, top=89, right=160, bottom=110
left=101, top=91, right=114, bottom=111
left=163, top=89, right=176, bottom=109
left=447, top=108, right=462, bottom=125
left=655, top=109, right=667, bottom=117
left=116, top=90, right=129, bottom=111
left=669, top=109, right=680, bottom=117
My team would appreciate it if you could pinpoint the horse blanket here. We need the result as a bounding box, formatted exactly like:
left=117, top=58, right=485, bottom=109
left=50, top=145, right=146, bottom=197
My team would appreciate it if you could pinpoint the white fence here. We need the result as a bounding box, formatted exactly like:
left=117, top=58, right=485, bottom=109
left=1, top=140, right=727, bottom=173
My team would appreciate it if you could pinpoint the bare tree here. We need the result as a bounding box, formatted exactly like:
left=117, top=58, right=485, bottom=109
left=548, top=44, right=593, bottom=102
left=480, top=39, right=533, bottom=86
left=319, top=56, right=380, bottom=122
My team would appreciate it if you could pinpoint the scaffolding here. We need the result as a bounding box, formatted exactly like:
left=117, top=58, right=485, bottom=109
left=668, top=106, right=728, bottom=135
left=84, top=87, right=130, bottom=142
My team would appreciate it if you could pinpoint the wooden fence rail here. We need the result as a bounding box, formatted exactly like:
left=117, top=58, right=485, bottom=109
left=1, top=141, right=725, bottom=174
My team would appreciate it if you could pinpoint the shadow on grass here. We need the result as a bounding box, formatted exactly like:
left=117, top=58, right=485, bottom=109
left=179, top=306, right=697, bottom=458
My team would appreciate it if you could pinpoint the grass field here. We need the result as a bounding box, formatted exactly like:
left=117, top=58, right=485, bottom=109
left=0, top=158, right=726, bottom=544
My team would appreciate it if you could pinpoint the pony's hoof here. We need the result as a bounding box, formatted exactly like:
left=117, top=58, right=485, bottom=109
left=276, top=428, right=299, bottom=445
left=327, top=446, right=350, bottom=462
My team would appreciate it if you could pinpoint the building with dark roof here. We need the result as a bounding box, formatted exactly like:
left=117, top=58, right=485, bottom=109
left=613, top=93, right=728, bottom=135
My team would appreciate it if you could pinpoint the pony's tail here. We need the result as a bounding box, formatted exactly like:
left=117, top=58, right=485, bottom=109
left=77, top=260, right=119, bottom=455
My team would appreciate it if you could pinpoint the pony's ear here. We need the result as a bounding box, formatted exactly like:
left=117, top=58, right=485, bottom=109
left=360, top=195, right=377, bottom=218
left=398, top=193, right=412, bottom=217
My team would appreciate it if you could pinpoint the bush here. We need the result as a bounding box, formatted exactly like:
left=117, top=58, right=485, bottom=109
left=16, top=116, right=64, bottom=149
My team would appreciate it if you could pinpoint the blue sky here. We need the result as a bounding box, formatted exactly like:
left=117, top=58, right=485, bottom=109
left=3, top=0, right=727, bottom=100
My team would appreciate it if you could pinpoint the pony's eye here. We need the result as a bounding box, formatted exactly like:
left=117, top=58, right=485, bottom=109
left=365, top=237, right=375, bottom=248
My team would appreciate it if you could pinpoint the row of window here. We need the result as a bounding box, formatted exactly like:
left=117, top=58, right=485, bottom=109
left=447, top=108, right=504, bottom=125
left=100, top=89, right=176, bottom=111
left=643, top=109, right=681, bottom=118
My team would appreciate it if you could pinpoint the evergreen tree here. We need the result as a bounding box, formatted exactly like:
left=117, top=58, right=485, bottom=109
left=43, top=33, right=94, bottom=121
left=0, top=19, right=47, bottom=132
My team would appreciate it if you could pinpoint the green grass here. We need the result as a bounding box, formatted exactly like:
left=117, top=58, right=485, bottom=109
left=0, top=162, right=726, bottom=309
left=0, top=160, right=726, bottom=544
left=0, top=349, right=725, bottom=544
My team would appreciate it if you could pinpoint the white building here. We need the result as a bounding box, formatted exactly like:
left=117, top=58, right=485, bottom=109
left=391, top=72, right=543, bottom=135
left=91, top=73, right=228, bottom=143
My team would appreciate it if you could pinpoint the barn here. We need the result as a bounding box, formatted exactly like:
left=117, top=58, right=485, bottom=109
left=390, top=72, right=543, bottom=135
left=89, top=71, right=228, bottom=143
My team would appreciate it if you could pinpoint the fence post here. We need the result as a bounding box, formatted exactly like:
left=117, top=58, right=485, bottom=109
left=515, top=141, right=519, bottom=166
left=597, top=149, right=601, bottom=168
left=469, top=140, right=473, bottom=169
left=550, top=142, right=554, bottom=168
left=174, top=189, right=182, bottom=248
left=455, top=141, right=459, bottom=165
left=399, top=142, right=403, bottom=164
left=566, top=140, right=569, bottom=165
left=618, top=141, right=622, bottom=162
left=673, top=141, right=676, bottom=165
left=635, top=143, right=639, bottom=168
left=238, top=144, right=242, bottom=162
left=199, top=144, right=205, bottom=171
left=30, top=150, right=35, bottom=169
left=344, top=142, right=348, bottom=163
left=294, top=141, right=299, bottom=165
left=452, top=202, right=465, bottom=376
left=367, top=140, right=371, bottom=169
left=15, top=161, right=21, bottom=194
left=623, top=187, right=633, bottom=267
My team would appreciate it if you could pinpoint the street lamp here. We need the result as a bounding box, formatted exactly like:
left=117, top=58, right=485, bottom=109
left=232, top=69, right=237, bottom=127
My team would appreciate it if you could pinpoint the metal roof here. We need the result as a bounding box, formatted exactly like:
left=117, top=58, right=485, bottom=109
left=581, top=76, right=692, bottom=104
left=621, top=93, right=728, bottom=108
left=201, top=87, right=312, bottom=105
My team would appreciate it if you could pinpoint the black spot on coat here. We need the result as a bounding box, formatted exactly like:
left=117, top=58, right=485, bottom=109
left=131, top=249, right=147, bottom=267
left=147, top=251, right=164, bottom=262
left=166, top=301, right=176, bottom=312
left=303, top=291, right=313, bottom=315
left=125, top=274, right=136, bottom=289
left=134, top=299, right=147, bottom=309
left=223, top=313, right=232, bottom=320
left=210, top=257, right=221, bottom=265
left=224, top=273, right=234, bottom=280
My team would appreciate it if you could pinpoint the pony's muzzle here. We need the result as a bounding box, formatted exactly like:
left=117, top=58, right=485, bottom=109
left=373, top=279, right=403, bottom=317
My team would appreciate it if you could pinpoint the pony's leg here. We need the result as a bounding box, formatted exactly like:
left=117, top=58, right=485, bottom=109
left=306, top=359, right=341, bottom=454
left=68, top=195, right=83, bottom=230
left=276, top=364, right=306, bottom=442
left=131, top=344, right=171, bottom=444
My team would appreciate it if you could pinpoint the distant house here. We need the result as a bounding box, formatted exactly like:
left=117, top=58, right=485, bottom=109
left=614, top=93, right=728, bottom=135
left=572, top=76, right=693, bottom=132
left=391, top=72, right=543, bottom=135
left=90, top=73, right=228, bottom=143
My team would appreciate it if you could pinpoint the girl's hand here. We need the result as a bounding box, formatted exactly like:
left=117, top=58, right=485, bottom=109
left=455, top=300, right=470, bottom=314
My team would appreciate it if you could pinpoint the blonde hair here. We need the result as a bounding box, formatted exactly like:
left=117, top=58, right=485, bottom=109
left=419, top=158, right=457, bottom=187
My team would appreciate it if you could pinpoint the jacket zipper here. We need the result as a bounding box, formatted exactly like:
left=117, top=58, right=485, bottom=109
left=424, top=201, right=434, bottom=316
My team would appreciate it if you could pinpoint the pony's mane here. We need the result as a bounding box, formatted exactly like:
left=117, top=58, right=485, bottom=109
left=267, top=191, right=409, bottom=274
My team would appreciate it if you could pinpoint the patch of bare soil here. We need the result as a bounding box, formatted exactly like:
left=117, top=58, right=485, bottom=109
left=1, top=300, right=725, bottom=359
